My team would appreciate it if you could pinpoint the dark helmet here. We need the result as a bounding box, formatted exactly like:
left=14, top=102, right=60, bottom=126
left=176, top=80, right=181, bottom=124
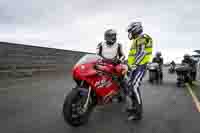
left=104, top=29, right=117, bottom=45
left=184, top=54, right=190, bottom=60
left=126, top=22, right=143, bottom=39
left=156, top=51, right=162, bottom=57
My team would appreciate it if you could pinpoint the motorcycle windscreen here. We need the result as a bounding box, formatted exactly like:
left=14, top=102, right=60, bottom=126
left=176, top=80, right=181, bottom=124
left=74, top=54, right=100, bottom=67
left=72, top=54, right=100, bottom=78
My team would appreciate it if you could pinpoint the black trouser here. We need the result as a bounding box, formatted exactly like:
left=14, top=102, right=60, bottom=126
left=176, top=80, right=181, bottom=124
left=191, top=71, right=196, bottom=81
left=160, top=71, right=163, bottom=80
left=127, top=65, right=146, bottom=109
left=157, top=67, right=163, bottom=80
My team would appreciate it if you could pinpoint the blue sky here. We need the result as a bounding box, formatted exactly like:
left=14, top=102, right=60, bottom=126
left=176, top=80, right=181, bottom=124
left=0, top=0, right=199, bottom=63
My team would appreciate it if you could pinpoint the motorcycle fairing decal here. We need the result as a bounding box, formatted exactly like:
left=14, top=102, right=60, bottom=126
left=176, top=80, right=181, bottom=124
left=94, top=79, right=112, bottom=88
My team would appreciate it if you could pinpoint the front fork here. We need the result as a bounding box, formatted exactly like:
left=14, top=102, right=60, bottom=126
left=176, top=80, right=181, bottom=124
left=78, top=81, right=92, bottom=112
left=83, top=86, right=92, bottom=110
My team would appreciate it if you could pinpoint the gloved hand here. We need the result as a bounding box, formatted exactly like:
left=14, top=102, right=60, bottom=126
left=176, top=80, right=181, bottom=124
left=112, top=58, right=121, bottom=64
left=119, top=56, right=125, bottom=63
left=130, top=64, right=137, bottom=71
left=126, top=64, right=137, bottom=77
left=119, top=58, right=128, bottom=64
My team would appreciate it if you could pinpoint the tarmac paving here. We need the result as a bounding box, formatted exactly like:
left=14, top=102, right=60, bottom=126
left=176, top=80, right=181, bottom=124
left=1, top=68, right=200, bottom=133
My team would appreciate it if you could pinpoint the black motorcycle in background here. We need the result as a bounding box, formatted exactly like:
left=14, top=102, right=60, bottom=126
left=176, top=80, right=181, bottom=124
left=168, top=64, right=176, bottom=74
left=147, top=63, right=163, bottom=84
left=175, top=64, right=193, bottom=87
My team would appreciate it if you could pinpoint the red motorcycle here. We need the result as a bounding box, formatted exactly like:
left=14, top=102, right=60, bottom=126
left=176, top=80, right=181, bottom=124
left=62, top=54, right=128, bottom=126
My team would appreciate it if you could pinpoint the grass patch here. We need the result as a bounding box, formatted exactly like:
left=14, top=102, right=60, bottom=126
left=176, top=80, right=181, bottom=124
left=191, top=81, right=200, bottom=102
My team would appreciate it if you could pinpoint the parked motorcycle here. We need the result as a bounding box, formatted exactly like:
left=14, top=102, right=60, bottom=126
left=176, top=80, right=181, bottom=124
left=175, top=64, right=193, bottom=87
left=147, top=62, right=162, bottom=84
left=62, top=54, right=141, bottom=126
left=168, top=64, right=175, bottom=74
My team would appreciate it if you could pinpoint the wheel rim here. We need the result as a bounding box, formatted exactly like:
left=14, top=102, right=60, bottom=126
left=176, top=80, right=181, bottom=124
left=70, top=93, right=92, bottom=120
left=71, top=96, right=86, bottom=117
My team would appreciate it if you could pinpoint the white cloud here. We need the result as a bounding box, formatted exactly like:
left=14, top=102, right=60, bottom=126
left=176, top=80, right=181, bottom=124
left=0, top=0, right=199, bottom=63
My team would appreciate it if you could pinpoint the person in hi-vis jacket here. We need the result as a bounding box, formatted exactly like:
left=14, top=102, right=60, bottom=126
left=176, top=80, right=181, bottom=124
left=126, top=22, right=153, bottom=120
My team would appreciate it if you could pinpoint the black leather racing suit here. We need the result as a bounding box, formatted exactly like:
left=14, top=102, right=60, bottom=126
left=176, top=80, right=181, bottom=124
left=182, top=58, right=197, bottom=80
left=152, top=57, right=163, bottom=80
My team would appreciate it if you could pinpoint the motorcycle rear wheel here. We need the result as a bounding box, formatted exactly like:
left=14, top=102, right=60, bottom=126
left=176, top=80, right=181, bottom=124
left=149, top=71, right=156, bottom=84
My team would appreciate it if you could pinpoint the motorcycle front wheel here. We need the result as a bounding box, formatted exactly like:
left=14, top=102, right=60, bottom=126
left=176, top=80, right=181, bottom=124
left=62, top=88, right=94, bottom=127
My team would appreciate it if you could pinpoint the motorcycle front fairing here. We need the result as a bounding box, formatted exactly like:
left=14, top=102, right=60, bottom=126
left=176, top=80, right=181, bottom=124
left=74, top=63, right=119, bottom=98
left=72, top=54, right=120, bottom=99
left=73, top=63, right=97, bottom=78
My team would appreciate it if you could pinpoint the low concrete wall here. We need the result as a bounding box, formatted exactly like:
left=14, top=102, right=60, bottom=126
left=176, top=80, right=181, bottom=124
left=0, top=42, right=90, bottom=78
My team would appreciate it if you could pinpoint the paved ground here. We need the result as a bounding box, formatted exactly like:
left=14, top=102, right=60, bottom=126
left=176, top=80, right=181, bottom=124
left=0, top=68, right=200, bottom=133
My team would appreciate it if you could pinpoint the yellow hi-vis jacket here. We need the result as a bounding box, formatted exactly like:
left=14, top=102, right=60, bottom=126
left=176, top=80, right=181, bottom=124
left=128, top=34, right=153, bottom=67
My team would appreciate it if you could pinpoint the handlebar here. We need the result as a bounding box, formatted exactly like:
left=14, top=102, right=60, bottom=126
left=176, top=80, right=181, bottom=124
left=97, top=58, right=126, bottom=65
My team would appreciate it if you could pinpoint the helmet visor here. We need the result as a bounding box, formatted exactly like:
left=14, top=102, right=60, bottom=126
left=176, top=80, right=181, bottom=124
left=105, top=34, right=116, bottom=44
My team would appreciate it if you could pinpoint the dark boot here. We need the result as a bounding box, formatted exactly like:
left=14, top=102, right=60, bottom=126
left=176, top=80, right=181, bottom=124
left=126, top=95, right=143, bottom=121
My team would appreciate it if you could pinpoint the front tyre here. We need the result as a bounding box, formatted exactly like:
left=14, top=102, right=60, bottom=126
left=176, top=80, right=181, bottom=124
left=62, top=88, right=94, bottom=127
